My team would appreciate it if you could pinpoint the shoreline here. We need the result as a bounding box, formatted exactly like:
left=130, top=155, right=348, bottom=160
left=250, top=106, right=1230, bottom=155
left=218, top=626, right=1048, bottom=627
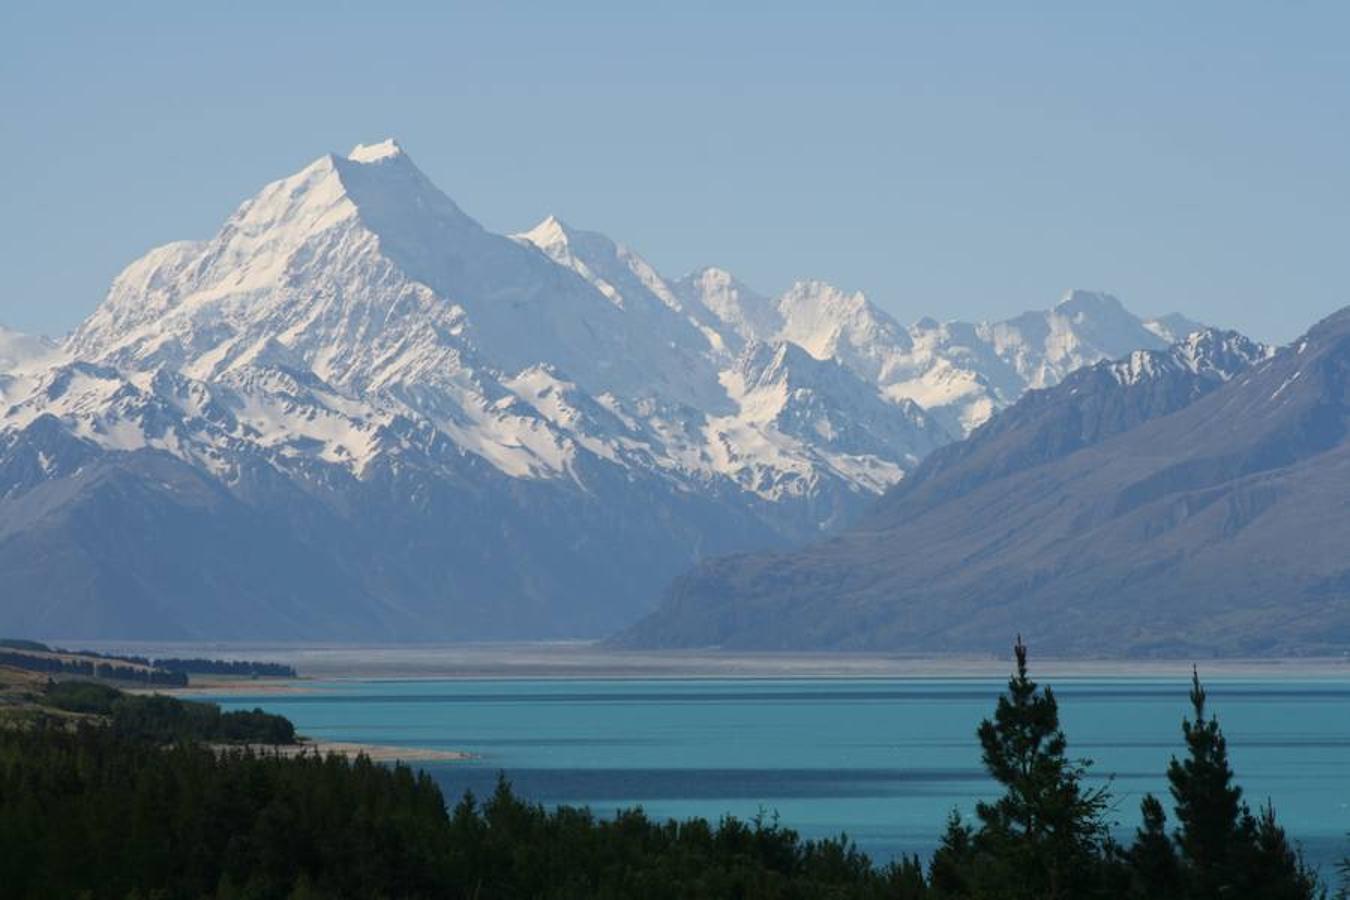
left=83, top=642, right=1350, bottom=684
left=214, top=739, right=472, bottom=763
left=156, top=676, right=316, bottom=696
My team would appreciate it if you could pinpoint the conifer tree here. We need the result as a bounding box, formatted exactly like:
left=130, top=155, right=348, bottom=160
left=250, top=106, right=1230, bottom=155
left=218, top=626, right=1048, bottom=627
left=1127, top=793, right=1182, bottom=899
left=966, top=636, right=1111, bottom=899
left=927, top=811, right=976, bottom=896
left=1240, top=802, right=1323, bottom=900
left=1167, top=667, right=1246, bottom=894
left=885, top=853, right=931, bottom=899
left=1167, top=668, right=1321, bottom=900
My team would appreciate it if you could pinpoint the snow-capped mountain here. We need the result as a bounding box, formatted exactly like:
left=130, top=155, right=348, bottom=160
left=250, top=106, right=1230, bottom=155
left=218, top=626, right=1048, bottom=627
left=666, top=272, right=1201, bottom=436
left=877, top=290, right=1205, bottom=434
left=0, top=325, right=57, bottom=373
left=0, top=139, right=1207, bottom=640
left=617, top=323, right=1310, bottom=656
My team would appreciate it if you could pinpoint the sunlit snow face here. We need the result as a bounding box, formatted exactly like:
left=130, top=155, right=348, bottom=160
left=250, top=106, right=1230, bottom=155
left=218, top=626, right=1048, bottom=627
left=3, top=138, right=1208, bottom=520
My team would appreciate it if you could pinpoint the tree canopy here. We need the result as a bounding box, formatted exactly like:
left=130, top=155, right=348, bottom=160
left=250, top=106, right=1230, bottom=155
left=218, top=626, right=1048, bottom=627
left=0, top=642, right=1335, bottom=899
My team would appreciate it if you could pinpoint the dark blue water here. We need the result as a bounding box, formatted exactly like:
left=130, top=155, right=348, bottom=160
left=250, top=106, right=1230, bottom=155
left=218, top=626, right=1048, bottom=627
left=208, top=677, right=1350, bottom=873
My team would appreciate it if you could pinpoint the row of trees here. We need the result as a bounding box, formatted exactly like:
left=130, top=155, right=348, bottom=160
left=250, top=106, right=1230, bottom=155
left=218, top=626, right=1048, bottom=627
left=0, top=639, right=1343, bottom=898
left=72, top=647, right=299, bottom=678
left=1, top=638, right=299, bottom=679
left=44, top=680, right=296, bottom=745
left=154, top=657, right=299, bottom=678
left=0, top=648, right=189, bottom=686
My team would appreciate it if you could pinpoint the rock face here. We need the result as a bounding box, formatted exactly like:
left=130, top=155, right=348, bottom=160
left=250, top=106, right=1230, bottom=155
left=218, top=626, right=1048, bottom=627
left=618, top=320, right=1350, bottom=657
left=0, top=139, right=1202, bottom=641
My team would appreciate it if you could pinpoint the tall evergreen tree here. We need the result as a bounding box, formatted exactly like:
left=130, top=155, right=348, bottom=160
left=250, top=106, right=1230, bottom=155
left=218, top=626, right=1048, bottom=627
left=1166, top=667, right=1321, bottom=900
left=964, top=636, right=1112, bottom=899
left=1239, top=802, right=1323, bottom=900
left=1127, top=793, right=1182, bottom=899
left=927, top=812, right=976, bottom=897
left=1167, top=667, right=1247, bottom=894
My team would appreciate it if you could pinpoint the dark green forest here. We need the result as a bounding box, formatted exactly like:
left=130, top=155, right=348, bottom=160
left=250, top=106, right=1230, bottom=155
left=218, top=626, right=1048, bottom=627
left=0, top=648, right=188, bottom=687
left=0, top=640, right=298, bottom=681
left=41, top=680, right=297, bottom=745
left=0, top=642, right=1343, bottom=899
left=152, top=658, right=298, bottom=679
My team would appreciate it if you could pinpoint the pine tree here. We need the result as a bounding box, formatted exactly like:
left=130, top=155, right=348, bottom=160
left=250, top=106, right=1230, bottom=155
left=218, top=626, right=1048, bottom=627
left=1167, top=667, right=1246, bottom=895
left=927, top=811, right=976, bottom=896
left=885, top=853, right=931, bottom=899
left=1239, top=801, right=1323, bottom=900
left=1167, top=668, right=1322, bottom=900
left=967, top=636, right=1111, bottom=899
left=1126, top=793, right=1182, bottom=899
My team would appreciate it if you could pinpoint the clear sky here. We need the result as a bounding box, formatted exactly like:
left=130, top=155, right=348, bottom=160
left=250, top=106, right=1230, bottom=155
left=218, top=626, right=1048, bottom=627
left=3, top=2, right=1348, bottom=343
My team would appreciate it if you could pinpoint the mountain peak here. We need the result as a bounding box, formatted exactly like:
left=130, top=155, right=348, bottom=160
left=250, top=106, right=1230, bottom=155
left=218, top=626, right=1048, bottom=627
left=686, top=267, right=736, bottom=289
left=347, top=138, right=406, bottom=164
left=1144, top=312, right=1209, bottom=344
left=1055, top=289, right=1126, bottom=315
left=518, top=215, right=575, bottom=249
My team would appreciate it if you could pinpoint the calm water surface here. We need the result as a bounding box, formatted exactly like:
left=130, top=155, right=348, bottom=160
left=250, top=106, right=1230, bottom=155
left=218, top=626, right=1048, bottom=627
left=209, top=678, right=1350, bottom=872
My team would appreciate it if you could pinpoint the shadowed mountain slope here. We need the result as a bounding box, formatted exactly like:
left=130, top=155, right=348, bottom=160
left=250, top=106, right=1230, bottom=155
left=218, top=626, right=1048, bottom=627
left=618, top=316, right=1350, bottom=656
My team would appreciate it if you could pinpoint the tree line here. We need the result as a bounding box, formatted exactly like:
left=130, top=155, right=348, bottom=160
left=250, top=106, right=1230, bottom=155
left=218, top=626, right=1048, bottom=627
left=1, top=638, right=298, bottom=679
left=0, top=648, right=189, bottom=686
left=0, top=639, right=1343, bottom=899
left=43, top=680, right=296, bottom=745
left=154, top=658, right=299, bottom=678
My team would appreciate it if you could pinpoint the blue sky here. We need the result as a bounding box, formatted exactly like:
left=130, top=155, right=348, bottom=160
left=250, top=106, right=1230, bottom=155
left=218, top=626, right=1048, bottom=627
left=3, top=2, right=1347, bottom=342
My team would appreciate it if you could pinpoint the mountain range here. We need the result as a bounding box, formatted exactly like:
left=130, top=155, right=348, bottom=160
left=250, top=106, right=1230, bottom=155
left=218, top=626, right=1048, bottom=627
left=0, top=139, right=1219, bottom=641
left=618, top=312, right=1350, bottom=657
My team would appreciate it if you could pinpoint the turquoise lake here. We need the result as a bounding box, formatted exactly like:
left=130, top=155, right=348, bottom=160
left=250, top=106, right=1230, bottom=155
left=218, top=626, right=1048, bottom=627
left=208, top=677, right=1350, bottom=872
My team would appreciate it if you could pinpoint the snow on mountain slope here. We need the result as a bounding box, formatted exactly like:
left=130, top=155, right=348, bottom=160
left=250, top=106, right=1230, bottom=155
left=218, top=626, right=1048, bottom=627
left=775, top=281, right=917, bottom=382
left=673, top=268, right=781, bottom=352
left=64, top=143, right=724, bottom=489
left=0, top=325, right=64, bottom=414
left=0, top=138, right=957, bottom=643
left=1143, top=312, right=1208, bottom=344
left=889, top=290, right=1192, bottom=433
left=35, top=140, right=1205, bottom=495
left=0, top=138, right=1210, bottom=640
left=1102, top=328, right=1273, bottom=387
left=617, top=323, right=1293, bottom=655
left=709, top=340, right=948, bottom=502
left=0, top=325, right=58, bottom=373
left=510, top=216, right=949, bottom=496
left=670, top=274, right=1204, bottom=436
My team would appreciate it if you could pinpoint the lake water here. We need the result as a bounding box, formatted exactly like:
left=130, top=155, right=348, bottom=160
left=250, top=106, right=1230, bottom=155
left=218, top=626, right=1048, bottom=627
left=208, top=676, right=1350, bottom=874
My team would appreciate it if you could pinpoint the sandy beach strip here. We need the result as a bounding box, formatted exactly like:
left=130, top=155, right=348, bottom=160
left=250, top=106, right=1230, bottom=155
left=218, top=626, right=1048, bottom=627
left=215, top=739, right=472, bottom=763
left=149, top=676, right=315, bottom=697
left=65, top=641, right=1350, bottom=684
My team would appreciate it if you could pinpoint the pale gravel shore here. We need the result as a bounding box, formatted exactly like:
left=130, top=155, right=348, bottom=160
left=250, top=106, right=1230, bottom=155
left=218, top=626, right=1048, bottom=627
left=66, top=640, right=1350, bottom=683
left=217, top=740, right=472, bottom=763
left=154, top=677, right=315, bottom=697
